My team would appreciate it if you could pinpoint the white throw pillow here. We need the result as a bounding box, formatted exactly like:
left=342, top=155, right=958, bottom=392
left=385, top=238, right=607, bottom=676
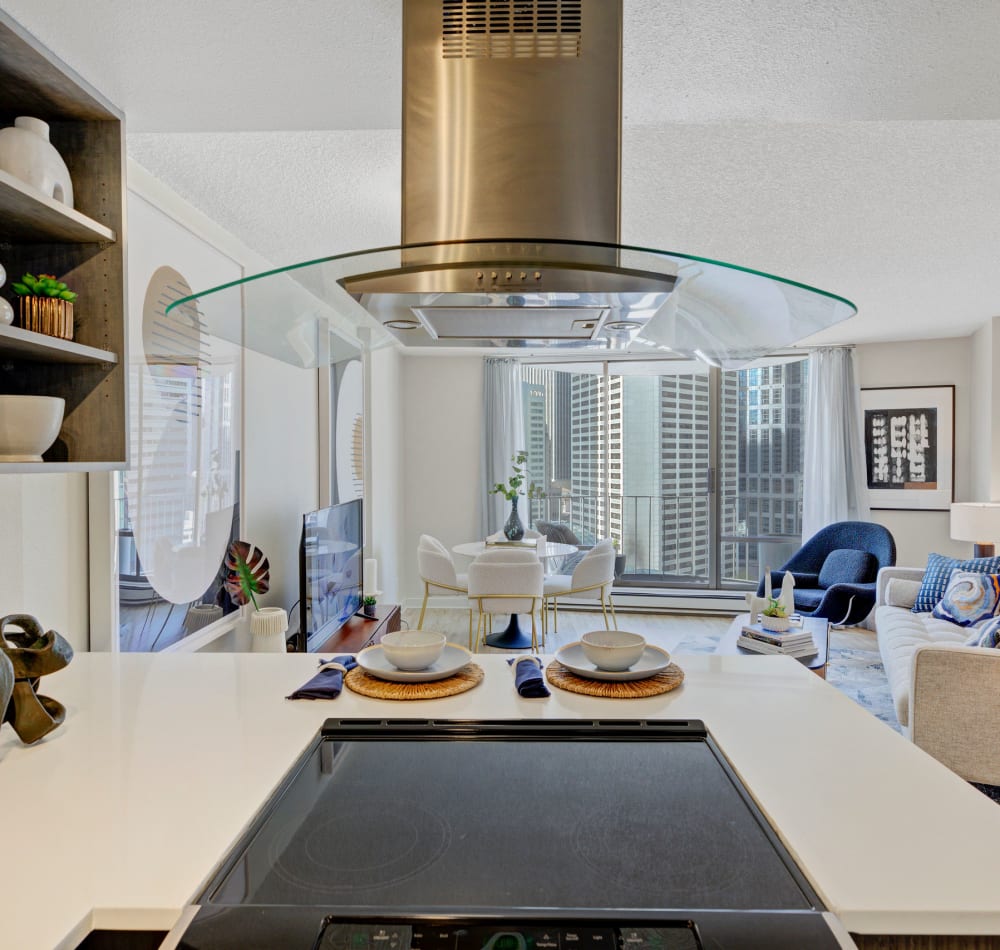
left=885, top=578, right=921, bottom=609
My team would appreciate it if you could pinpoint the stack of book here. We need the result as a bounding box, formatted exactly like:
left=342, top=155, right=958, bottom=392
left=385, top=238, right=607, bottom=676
left=737, top=622, right=818, bottom=657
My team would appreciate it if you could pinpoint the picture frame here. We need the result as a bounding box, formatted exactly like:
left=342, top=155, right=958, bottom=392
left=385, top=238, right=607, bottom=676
left=860, top=385, right=954, bottom=511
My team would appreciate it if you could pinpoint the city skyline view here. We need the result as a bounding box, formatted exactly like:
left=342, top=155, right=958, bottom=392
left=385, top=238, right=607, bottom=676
left=523, top=359, right=808, bottom=589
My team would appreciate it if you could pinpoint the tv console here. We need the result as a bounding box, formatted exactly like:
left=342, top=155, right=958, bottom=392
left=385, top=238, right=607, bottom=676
left=300, top=603, right=401, bottom=654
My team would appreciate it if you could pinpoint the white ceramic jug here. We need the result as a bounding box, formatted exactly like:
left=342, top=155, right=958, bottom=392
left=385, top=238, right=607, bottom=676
left=0, top=117, right=74, bottom=207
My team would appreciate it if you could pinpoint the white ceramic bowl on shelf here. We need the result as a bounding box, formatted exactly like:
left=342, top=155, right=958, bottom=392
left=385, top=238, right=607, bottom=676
left=380, top=630, right=448, bottom=671
left=0, top=395, right=64, bottom=461
left=580, top=630, right=647, bottom=671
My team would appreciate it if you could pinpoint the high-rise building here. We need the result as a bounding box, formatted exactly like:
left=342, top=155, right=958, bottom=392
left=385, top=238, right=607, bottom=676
left=520, top=358, right=807, bottom=587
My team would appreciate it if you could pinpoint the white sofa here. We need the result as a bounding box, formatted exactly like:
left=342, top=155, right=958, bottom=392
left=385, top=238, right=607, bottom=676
left=875, top=566, right=1000, bottom=785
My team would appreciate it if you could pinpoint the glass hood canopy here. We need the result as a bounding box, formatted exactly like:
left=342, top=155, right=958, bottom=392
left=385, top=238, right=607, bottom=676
left=167, top=239, right=856, bottom=369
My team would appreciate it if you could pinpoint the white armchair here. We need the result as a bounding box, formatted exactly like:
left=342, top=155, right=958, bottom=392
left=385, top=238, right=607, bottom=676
left=543, top=539, right=617, bottom=636
left=467, top=548, right=544, bottom=652
left=417, top=534, right=472, bottom=647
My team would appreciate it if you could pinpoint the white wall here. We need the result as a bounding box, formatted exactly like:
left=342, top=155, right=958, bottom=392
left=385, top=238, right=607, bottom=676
left=400, top=355, right=484, bottom=603
left=0, top=474, right=90, bottom=653
left=856, top=337, right=971, bottom=567
left=368, top=345, right=404, bottom=604
left=243, top=351, right=320, bottom=611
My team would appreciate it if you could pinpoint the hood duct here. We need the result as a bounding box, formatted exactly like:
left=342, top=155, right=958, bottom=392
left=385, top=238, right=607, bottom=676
left=169, top=1, right=856, bottom=365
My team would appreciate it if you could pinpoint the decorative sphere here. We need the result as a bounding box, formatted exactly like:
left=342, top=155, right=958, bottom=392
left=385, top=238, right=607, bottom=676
left=0, top=297, right=12, bottom=327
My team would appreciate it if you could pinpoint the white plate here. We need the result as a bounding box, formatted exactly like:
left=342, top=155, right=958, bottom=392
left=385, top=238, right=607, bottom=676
left=554, top=641, right=672, bottom=681
left=356, top=643, right=473, bottom=682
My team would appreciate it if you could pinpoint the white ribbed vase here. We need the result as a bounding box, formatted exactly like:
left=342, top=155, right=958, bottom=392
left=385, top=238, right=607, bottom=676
left=251, top=607, right=288, bottom=653
left=0, top=117, right=74, bottom=207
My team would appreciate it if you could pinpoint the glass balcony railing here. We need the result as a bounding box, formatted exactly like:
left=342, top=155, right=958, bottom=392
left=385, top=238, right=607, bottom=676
left=528, top=493, right=800, bottom=589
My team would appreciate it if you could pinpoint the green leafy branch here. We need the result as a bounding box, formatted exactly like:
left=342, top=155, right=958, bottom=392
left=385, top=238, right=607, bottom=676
left=489, top=450, right=529, bottom=502
left=11, top=273, right=77, bottom=303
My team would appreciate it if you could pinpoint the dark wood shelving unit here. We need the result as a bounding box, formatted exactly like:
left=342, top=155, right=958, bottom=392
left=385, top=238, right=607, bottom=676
left=0, top=10, right=126, bottom=470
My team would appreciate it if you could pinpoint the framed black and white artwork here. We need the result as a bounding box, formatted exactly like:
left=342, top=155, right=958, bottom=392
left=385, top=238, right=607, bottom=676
left=861, top=385, right=954, bottom=511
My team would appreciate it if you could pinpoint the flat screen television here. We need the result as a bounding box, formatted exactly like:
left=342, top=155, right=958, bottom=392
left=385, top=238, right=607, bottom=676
left=297, top=499, right=362, bottom=652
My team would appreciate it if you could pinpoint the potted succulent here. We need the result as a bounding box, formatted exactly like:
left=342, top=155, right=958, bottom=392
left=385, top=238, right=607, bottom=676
left=11, top=272, right=77, bottom=340
left=362, top=595, right=378, bottom=618
left=760, top=597, right=791, bottom=633
left=489, top=450, right=528, bottom=541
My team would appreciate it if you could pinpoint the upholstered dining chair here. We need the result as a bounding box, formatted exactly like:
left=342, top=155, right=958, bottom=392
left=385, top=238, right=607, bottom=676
left=417, top=534, right=472, bottom=647
left=467, top=548, right=544, bottom=652
left=542, top=539, right=617, bottom=636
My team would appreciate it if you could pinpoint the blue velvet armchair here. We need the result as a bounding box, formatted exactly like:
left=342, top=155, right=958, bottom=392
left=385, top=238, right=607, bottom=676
left=755, top=521, right=897, bottom=626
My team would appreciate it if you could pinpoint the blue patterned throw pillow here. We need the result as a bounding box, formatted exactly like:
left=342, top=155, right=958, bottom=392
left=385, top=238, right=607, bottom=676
left=912, top=553, right=1000, bottom=614
left=931, top=570, right=1000, bottom=626
left=965, top=615, right=1000, bottom=649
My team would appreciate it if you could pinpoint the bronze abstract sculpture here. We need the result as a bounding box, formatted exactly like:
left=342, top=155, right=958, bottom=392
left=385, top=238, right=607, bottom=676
left=0, top=613, right=73, bottom=744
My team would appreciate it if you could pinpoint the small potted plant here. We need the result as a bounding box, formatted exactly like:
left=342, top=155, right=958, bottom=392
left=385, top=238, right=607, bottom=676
left=224, top=540, right=287, bottom=652
left=362, top=595, right=378, bottom=619
left=760, top=597, right=791, bottom=633
left=11, top=272, right=77, bottom=340
left=489, top=450, right=528, bottom=540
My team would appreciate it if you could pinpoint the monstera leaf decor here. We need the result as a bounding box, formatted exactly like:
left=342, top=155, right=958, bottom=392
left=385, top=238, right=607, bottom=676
left=224, top=540, right=270, bottom=610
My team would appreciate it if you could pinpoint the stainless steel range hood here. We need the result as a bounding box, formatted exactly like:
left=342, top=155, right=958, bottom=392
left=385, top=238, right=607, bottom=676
left=168, top=0, right=856, bottom=366
left=341, top=0, right=676, bottom=350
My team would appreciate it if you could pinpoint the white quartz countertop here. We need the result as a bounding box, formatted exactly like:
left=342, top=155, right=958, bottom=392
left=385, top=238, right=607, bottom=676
left=2, top=651, right=1000, bottom=949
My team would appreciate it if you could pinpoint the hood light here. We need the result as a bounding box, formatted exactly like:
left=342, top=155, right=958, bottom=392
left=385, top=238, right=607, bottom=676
left=604, top=320, right=642, bottom=331
left=384, top=318, right=421, bottom=330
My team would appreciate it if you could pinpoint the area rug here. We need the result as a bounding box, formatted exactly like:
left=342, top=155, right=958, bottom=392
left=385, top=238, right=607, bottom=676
left=672, top=629, right=901, bottom=734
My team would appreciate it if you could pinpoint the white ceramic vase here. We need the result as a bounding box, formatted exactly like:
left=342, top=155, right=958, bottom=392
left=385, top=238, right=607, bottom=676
left=0, top=117, right=74, bottom=207
left=251, top=607, right=288, bottom=653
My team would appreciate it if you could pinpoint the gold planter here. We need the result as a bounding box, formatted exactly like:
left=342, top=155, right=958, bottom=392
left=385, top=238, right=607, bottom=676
left=18, top=296, right=73, bottom=340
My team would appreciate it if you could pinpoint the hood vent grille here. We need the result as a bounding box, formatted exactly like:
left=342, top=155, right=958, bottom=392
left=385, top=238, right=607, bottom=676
left=442, top=0, right=582, bottom=59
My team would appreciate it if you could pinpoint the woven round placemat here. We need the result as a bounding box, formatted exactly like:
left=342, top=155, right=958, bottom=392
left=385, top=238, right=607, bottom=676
left=345, top=663, right=484, bottom=700
left=545, top=661, right=684, bottom=698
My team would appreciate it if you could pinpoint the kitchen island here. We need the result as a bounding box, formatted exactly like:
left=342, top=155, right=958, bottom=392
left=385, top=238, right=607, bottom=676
left=1, top=652, right=999, bottom=949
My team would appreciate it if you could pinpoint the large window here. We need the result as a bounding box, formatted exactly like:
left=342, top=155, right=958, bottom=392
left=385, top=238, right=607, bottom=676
left=523, top=358, right=808, bottom=589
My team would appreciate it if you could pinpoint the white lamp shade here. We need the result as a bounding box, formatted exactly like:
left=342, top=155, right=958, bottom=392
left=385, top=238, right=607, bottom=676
left=950, top=503, right=1000, bottom=543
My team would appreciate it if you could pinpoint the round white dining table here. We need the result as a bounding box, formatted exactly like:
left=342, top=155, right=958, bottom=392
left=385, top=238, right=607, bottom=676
left=451, top=540, right=578, bottom=559
left=451, top=540, right=579, bottom=650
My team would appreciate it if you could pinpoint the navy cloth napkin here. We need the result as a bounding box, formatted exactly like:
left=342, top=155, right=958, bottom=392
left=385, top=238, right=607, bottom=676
left=286, top=655, right=357, bottom=700
left=508, top=656, right=550, bottom=698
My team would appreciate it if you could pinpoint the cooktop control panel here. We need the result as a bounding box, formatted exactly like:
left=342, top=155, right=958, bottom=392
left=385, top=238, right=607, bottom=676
left=315, top=923, right=700, bottom=950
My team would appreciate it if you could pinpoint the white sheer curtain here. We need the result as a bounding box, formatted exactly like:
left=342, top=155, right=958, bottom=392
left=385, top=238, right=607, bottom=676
left=481, top=358, right=525, bottom=538
left=801, top=346, right=870, bottom=540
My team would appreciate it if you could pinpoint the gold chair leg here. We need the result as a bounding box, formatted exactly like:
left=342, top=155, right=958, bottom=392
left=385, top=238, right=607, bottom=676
left=530, top=603, right=538, bottom=653
left=468, top=608, right=474, bottom=652
left=601, top=588, right=610, bottom=629
left=553, top=598, right=559, bottom=634
left=609, top=592, right=618, bottom=629
left=418, top=582, right=429, bottom=628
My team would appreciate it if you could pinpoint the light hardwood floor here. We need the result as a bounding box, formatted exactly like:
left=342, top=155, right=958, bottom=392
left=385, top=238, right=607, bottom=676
left=401, top=604, right=878, bottom=655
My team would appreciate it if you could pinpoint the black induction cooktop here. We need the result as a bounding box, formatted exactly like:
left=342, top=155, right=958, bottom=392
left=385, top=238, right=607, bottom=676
left=177, top=720, right=851, bottom=950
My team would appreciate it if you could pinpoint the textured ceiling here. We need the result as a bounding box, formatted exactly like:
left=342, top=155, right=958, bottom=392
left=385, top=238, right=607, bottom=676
left=7, top=0, right=1000, bottom=345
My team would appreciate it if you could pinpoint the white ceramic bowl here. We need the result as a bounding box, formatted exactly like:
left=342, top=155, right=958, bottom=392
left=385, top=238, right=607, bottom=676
left=0, top=395, right=64, bottom=461
left=580, top=630, right=647, bottom=671
left=380, top=630, right=448, bottom=671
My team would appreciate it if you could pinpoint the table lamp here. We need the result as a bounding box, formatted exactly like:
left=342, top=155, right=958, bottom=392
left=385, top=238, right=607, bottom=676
left=950, top=502, right=1000, bottom=557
